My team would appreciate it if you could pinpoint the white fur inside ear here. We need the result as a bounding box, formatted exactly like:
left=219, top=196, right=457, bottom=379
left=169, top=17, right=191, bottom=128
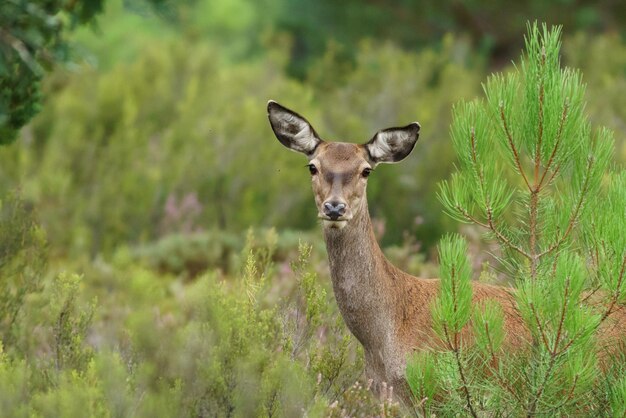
left=366, top=123, right=419, bottom=163
left=278, top=112, right=308, bottom=134
left=285, top=115, right=318, bottom=152
left=367, top=131, right=395, bottom=160
left=269, top=103, right=321, bottom=155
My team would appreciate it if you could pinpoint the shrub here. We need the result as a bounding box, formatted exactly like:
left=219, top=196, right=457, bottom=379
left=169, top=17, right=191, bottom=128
left=0, top=192, right=46, bottom=348
left=0, top=225, right=380, bottom=417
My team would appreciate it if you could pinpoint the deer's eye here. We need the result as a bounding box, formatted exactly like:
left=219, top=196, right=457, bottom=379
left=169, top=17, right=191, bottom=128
left=362, top=168, right=372, bottom=178
left=307, top=164, right=318, bottom=175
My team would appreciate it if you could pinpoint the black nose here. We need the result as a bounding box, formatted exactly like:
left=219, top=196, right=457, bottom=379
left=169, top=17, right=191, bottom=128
left=323, top=201, right=346, bottom=220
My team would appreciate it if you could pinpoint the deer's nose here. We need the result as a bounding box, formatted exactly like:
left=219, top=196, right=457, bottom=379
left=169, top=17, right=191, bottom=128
left=323, top=201, right=346, bottom=220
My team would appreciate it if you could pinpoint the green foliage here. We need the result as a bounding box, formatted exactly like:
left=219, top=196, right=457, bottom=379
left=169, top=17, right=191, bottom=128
left=581, top=171, right=626, bottom=304
left=0, top=219, right=383, bottom=416
left=51, top=273, right=95, bottom=373
left=563, top=33, right=626, bottom=161
left=431, top=234, right=473, bottom=340
left=439, top=23, right=614, bottom=275
left=405, top=351, right=439, bottom=415
left=0, top=0, right=107, bottom=143
left=271, top=0, right=626, bottom=78
left=0, top=34, right=481, bottom=255
left=603, top=360, right=626, bottom=417
left=408, top=23, right=626, bottom=416
left=326, top=380, right=402, bottom=418
left=0, top=192, right=46, bottom=347
left=291, top=241, right=326, bottom=327
left=472, top=300, right=504, bottom=357
left=6, top=0, right=624, bottom=132
left=0, top=0, right=184, bottom=143
left=131, top=230, right=240, bottom=277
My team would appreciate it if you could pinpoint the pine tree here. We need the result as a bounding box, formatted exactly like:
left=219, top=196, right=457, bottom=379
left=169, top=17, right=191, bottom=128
left=408, top=23, right=626, bottom=416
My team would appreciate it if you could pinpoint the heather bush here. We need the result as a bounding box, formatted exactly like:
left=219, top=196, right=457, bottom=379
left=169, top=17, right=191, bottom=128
left=0, top=192, right=46, bottom=348
left=125, top=227, right=325, bottom=278
left=0, top=220, right=382, bottom=416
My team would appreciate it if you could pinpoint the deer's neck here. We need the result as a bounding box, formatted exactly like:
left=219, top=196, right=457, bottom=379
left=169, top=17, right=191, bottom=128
left=323, top=201, right=398, bottom=349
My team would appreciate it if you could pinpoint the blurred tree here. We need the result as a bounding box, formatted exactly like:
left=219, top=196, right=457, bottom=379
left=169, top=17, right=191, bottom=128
left=0, top=0, right=106, bottom=144
left=272, top=0, right=626, bottom=77
left=0, top=0, right=175, bottom=145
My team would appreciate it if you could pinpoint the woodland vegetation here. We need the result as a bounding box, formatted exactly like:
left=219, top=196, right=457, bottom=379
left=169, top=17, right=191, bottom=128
left=1, top=1, right=626, bottom=416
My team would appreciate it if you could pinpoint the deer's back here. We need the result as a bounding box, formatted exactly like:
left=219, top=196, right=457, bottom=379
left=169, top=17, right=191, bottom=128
left=393, top=274, right=528, bottom=352
left=394, top=273, right=626, bottom=356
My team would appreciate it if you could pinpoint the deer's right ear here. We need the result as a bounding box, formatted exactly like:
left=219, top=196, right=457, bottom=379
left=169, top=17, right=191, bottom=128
left=267, top=100, right=322, bottom=157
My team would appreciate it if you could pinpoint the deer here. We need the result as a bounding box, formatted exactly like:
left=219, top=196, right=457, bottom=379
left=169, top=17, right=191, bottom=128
left=266, top=100, right=626, bottom=406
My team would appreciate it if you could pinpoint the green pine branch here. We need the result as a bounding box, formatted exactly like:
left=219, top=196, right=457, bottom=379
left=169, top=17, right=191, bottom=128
left=413, top=22, right=626, bottom=416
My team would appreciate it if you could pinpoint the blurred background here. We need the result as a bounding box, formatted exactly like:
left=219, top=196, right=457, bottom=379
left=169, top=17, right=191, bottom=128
left=2, top=0, right=626, bottom=265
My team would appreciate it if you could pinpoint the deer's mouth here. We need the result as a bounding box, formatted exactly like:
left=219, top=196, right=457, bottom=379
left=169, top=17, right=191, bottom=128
left=322, top=219, right=348, bottom=229
left=318, top=214, right=351, bottom=229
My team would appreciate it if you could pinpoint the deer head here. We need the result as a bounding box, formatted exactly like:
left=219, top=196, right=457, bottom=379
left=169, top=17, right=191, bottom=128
left=268, top=100, right=420, bottom=229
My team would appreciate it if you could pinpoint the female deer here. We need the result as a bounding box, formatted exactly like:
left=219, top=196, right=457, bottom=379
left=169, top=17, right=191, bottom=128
left=267, top=100, right=537, bottom=405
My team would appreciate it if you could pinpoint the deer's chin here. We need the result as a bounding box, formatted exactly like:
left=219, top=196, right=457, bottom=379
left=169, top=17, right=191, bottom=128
left=322, top=220, right=348, bottom=229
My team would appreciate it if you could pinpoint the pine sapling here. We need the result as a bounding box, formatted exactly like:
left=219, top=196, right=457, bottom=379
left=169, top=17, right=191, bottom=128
left=409, top=22, right=626, bottom=416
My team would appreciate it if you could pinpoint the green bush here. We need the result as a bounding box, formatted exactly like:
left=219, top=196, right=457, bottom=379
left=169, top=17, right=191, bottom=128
left=0, top=192, right=46, bottom=348
left=0, top=223, right=381, bottom=416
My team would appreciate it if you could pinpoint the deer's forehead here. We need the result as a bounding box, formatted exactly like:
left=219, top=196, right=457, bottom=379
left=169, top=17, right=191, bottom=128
left=315, top=143, right=369, bottom=172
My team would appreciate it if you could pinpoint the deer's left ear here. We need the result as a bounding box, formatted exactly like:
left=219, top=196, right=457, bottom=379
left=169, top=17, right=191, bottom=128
left=365, top=122, right=420, bottom=164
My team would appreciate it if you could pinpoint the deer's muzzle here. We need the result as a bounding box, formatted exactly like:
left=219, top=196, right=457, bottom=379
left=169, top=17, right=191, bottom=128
left=323, top=201, right=347, bottom=220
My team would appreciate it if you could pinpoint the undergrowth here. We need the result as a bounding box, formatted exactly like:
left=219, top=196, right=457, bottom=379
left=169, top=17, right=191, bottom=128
left=0, top=196, right=401, bottom=417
